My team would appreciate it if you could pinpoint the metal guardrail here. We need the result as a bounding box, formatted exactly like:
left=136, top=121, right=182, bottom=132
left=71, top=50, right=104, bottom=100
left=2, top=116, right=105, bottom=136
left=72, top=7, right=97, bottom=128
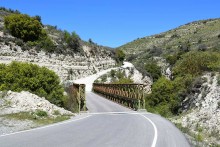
left=93, top=83, right=146, bottom=110
left=66, top=83, right=86, bottom=113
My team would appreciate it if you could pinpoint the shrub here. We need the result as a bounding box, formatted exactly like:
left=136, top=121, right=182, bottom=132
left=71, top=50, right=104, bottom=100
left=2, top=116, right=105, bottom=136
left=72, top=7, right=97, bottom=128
left=63, top=30, right=81, bottom=52
left=173, top=51, right=220, bottom=76
left=115, top=49, right=125, bottom=63
left=145, top=75, right=194, bottom=116
left=37, top=36, right=55, bottom=52
left=148, top=46, right=162, bottom=56
left=35, top=110, right=48, bottom=117
left=217, top=75, right=220, bottom=86
left=145, top=77, right=177, bottom=116
left=101, top=75, right=107, bottom=82
left=196, top=133, right=203, bottom=142
left=0, top=62, right=66, bottom=107
left=4, top=14, right=44, bottom=42
left=165, top=54, right=178, bottom=65
left=144, top=61, right=161, bottom=81
left=110, top=70, right=116, bottom=77
left=113, top=77, right=133, bottom=84
left=53, top=110, right=60, bottom=115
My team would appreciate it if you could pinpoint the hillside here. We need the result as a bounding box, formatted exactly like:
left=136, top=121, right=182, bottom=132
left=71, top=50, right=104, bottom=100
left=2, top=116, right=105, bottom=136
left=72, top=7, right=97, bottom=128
left=0, top=8, right=116, bottom=82
left=118, top=18, right=220, bottom=57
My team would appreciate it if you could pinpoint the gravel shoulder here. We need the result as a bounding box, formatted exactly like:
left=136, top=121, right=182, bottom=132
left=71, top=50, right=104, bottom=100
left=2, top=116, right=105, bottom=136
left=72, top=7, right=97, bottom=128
left=0, top=90, right=74, bottom=135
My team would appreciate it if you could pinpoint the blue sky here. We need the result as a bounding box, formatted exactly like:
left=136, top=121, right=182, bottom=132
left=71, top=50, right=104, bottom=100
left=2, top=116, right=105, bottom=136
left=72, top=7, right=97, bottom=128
left=0, top=0, right=219, bottom=47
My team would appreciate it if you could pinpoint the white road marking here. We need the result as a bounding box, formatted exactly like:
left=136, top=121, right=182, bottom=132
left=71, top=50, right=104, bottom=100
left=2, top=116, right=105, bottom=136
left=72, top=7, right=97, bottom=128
left=89, top=111, right=137, bottom=115
left=89, top=111, right=158, bottom=147
left=0, top=111, right=158, bottom=147
left=139, top=114, right=158, bottom=147
left=0, top=115, right=92, bottom=137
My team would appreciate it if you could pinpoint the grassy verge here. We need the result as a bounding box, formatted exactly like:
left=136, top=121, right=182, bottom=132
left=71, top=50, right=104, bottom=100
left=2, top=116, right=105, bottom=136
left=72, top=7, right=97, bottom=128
left=2, top=112, right=72, bottom=126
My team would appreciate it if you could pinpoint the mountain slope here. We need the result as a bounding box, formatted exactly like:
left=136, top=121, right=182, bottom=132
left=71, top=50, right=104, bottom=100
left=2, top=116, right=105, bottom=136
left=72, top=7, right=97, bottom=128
left=118, top=18, right=220, bottom=61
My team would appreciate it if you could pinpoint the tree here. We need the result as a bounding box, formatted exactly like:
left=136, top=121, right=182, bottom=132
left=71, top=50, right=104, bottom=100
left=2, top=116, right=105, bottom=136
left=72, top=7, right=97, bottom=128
left=88, top=38, right=94, bottom=44
left=4, top=14, right=44, bottom=42
left=146, top=76, right=182, bottom=116
left=115, top=49, right=125, bottom=63
left=70, top=32, right=81, bottom=52
left=63, top=30, right=81, bottom=52
left=145, top=61, right=161, bottom=81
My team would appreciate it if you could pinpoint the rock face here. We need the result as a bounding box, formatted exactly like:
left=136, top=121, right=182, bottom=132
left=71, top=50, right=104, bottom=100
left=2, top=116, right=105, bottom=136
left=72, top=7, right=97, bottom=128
left=95, top=62, right=152, bottom=93
left=0, top=35, right=116, bottom=82
left=0, top=91, right=73, bottom=116
left=122, top=66, right=152, bottom=93
left=177, top=73, right=220, bottom=144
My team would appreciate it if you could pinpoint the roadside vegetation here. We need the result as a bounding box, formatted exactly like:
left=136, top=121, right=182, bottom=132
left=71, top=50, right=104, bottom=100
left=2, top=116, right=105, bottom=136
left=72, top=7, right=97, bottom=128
left=95, top=69, right=133, bottom=84
left=0, top=62, right=67, bottom=107
left=145, top=51, right=220, bottom=117
left=2, top=111, right=71, bottom=126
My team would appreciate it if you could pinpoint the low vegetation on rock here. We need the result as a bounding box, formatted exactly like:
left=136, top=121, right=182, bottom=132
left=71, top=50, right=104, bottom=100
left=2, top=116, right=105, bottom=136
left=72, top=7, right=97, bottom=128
left=95, top=69, right=133, bottom=84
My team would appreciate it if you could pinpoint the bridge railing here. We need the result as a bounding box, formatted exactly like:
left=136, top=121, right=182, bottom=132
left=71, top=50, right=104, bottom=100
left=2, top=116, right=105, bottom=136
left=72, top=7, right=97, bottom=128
left=92, top=83, right=146, bottom=110
left=65, top=83, right=86, bottom=113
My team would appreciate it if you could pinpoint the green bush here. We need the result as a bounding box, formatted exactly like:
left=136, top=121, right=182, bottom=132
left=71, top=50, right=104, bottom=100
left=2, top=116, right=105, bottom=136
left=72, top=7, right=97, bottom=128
left=173, top=51, right=220, bottom=76
left=36, top=36, right=55, bottom=52
left=0, top=62, right=66, bottom=107
left=53, top=110, right=61, bottom=115
left=63, top=30, right=81, bottom=52
left=35, top=110, right=48, bottom=117
left=110, top=70, right=116, bottom=77
left=115, top=49, right=125, bottom=63
left=4, top=14, right=44, bottom=42
left=145, top=75, right=194, bottom=116
left=112, top=70, right=133, bottom=84
left=113, top=77, right=133, bottom=84
left=4, top=13, right=55, bottom=52
left=165, top=52, right=183, bottom=66
left=144, top=61, right=161, bottom=81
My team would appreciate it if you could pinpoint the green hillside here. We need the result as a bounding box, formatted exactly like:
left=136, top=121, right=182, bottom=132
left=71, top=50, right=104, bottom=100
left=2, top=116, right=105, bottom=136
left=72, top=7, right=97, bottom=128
left=118, top=18, right=220, bottom=63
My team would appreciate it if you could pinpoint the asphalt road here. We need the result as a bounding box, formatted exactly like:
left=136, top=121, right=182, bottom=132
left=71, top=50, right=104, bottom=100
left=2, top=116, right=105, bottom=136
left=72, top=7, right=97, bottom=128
left=0, top=92, right=190, bottom=147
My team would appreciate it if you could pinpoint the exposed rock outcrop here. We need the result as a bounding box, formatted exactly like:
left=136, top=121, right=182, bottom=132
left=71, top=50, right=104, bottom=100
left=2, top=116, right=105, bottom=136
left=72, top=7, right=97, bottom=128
left=0, top=91, right=73, bottom=116
left=0, top=32, right=116, bottom=82
left=172, top=73, right=220, bottom=145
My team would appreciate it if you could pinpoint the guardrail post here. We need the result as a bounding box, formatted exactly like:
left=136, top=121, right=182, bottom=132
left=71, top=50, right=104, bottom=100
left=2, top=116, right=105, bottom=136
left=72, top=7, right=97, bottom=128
left=65, top=83, right=86, bottom=113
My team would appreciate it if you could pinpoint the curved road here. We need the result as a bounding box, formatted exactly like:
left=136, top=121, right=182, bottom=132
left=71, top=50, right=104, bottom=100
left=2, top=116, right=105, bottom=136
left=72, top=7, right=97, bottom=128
left=0, top=92, right=190, bottom=147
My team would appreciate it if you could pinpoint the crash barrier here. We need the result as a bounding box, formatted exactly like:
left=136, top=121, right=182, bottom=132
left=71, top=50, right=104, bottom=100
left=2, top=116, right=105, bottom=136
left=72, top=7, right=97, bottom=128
left=93, top=83, right=146, bottom=110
